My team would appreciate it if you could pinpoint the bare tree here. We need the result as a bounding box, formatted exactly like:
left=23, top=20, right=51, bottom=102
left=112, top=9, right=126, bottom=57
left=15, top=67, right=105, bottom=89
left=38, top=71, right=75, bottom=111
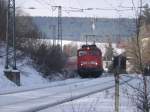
left=126, top=2, right=150, bottom=112
left=126, top=37, right=143, bottom=73
left=63, top=43, right=78, bottom=57
left=31, top=43, right=67, bottom=78
left=103, top=39, right=114, bottom=72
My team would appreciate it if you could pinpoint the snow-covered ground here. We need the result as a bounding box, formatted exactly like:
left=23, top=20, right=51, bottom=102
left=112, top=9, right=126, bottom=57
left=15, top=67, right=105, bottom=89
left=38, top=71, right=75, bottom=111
left=0, top=75, right=133, bottom=112
left=0, top=44, right=17, bottom=89
left=40, top=75, right=140, bottom=112
left=41, top=89, right=134, bottom=112
left=0, top=41, right=141, bottom=112
left=0, top=42, right=49, bottom=91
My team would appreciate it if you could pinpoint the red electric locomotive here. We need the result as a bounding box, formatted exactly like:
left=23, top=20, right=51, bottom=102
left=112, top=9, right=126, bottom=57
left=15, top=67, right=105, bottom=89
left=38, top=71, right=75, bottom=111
left=77, top=44, right=103, bottom=78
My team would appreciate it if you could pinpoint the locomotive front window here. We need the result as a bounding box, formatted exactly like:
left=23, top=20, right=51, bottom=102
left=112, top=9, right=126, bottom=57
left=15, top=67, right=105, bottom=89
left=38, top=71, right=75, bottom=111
left=89, top=50, right=99, bottom=55
left=79, top=51, right=87, bottom=56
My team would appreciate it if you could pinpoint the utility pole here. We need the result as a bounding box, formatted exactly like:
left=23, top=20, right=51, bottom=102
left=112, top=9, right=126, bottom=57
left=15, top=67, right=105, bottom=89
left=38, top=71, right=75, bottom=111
left=58, top=6, right=62, bottom=50
left=5, top=0, right=16, bottom=69
left=52, top=25, right=56, bottom=46
left=113, top=54, right=126, bottom=112
left=91, top=17, right=96, bottom=44
left=49, top=25, right=56, bottom=46
left=52, top=6, right=62, bottom=50
left=85, top=35, right=88, bottom=45
left=114, top=59, right=120, bottom=112
left=4, top=0, right=20, bottom=86
left=85, top=34, right=96, bottom=45
left=92, top=17, right=96, bottom=34
left=114, top=8, right=122, bottom=112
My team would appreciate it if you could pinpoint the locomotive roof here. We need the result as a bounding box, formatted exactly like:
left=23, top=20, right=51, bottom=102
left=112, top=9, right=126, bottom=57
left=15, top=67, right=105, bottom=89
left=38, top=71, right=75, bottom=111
left=78, top=44, right=100, bottom=51
left=82, top=44, right=96, bottom=48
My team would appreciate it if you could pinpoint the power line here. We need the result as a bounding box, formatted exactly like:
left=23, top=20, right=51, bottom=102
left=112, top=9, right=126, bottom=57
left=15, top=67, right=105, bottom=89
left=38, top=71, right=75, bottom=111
left=19, top=1, right=134, bottom=12
left=75, top=0, right=82, bottom=8
left=16, top=0, right=146, bottom=18
left=42, top=0, right=52, bottom=6
left=15, top=0, right=26, bottom=7
left=34, top=0, right=51, bottom=11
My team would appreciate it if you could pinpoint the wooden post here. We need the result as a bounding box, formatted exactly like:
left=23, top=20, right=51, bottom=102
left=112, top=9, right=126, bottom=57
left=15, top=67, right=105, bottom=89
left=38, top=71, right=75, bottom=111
left=113, top=54, right=126, bottom=112
left=113, top=56, right=121, bottom=112
left=115, top=69, right=119, bottom=112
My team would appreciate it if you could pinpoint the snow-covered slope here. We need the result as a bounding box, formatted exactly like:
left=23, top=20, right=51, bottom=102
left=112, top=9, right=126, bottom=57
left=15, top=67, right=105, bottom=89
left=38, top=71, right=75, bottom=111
left=0, top=61, right=16, bottom=90
left=0, top=44, right=17, bottom=90
left=0, top=43, right=49, bottom=90
left=18, top=61, right=49, bottom=86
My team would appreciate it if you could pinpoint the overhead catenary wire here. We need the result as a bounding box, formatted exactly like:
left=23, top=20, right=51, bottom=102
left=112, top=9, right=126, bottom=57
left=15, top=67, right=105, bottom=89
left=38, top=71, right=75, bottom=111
left=15, top=0, right=26, bottom=8
left=14, top=0, right=140, bottom=43
left=19, top=2, right=135, bottom=13
left=42, top=0, right=52, bottom=6
left=34, top=0, right=52, bottom=12
left=15, top=0, right=148, bottom=18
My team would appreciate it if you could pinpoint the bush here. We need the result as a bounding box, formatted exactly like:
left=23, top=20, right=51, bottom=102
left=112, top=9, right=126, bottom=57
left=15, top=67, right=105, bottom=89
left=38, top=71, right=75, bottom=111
left=30, top=43, right=67, bottom=77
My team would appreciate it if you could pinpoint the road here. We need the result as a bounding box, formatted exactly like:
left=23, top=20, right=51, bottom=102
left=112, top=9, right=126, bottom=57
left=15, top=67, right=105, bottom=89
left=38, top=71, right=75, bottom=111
left=0, top=75, right=132, bottom=112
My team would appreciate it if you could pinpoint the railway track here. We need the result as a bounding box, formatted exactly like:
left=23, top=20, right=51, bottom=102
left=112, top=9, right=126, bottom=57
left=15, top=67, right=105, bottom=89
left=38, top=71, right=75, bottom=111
left=0, top=77, right=114, bottom=106
left=0, top=73, right=114, bottom=95
left=0, top=75, right=133, bottom=112
left=0, top=78, right=92, bottom=95
left=30, top=75, right=132, bottom=112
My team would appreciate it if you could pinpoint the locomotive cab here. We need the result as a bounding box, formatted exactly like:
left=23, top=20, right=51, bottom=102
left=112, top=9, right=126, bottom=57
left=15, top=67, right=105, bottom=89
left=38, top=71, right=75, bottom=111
left=77, top=44, right=103, bottom=78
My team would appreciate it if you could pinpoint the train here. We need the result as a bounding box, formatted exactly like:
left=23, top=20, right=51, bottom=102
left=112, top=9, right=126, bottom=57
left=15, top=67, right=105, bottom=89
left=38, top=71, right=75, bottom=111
left=77, top=44, right=103, bottom=78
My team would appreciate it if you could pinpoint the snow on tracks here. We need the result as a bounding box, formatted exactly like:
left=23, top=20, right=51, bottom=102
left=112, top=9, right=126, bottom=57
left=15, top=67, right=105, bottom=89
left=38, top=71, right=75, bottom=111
left=0, top=76, right=132, bottom=112
left=0, top=78, right=91, bottom=95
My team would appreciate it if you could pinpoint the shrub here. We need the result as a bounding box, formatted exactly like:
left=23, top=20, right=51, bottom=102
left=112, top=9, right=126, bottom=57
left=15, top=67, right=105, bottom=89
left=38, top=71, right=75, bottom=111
left=31, top=43, right=67, bottom=77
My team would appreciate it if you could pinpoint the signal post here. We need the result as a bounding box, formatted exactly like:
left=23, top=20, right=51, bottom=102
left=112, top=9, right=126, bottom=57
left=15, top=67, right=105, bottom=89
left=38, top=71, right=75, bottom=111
left=113, top=54, right=126, bottom=112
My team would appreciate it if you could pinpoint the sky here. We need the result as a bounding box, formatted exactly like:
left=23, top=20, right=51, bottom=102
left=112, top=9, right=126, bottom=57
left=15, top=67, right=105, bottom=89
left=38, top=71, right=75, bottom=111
left=16, top=0, right=149, bottom=18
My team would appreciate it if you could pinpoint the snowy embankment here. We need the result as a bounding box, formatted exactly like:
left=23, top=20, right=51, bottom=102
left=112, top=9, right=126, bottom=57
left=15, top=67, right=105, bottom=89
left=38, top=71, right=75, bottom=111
left=0, top=59, right=16, bottom=89
left=0, top=44, right=16, bottom=89
left=0, top=43, right=49, bottom=91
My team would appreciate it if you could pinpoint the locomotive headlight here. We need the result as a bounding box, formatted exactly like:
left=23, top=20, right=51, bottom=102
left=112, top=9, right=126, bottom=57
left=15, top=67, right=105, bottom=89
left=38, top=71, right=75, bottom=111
left=95, top=62, right=98, bottom=66
left=80, top=63, right=83, bottom=66
left=90, top=61, right=98, bottom=65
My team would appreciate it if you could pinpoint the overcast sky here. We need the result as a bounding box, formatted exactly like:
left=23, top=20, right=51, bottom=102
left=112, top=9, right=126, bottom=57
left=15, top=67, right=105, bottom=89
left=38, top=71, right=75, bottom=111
left=16, top=0, right=149, bottom=18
